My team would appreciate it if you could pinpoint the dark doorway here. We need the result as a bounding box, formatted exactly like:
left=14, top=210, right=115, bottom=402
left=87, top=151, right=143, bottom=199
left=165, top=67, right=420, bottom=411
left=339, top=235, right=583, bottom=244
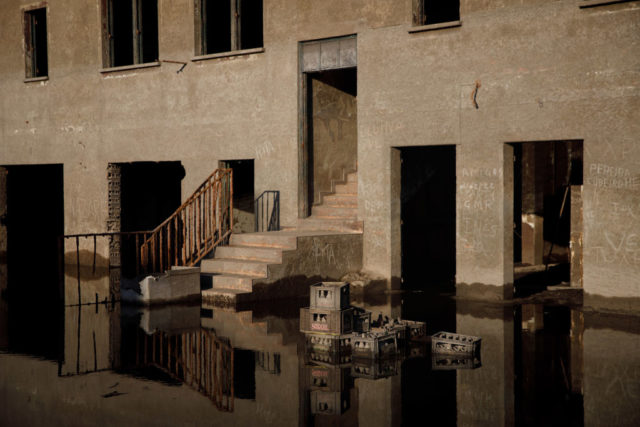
left=220, top=160, right=254, bottom=233
left=510, top=141, right=583, bottom=296
left=118, top=162, right=184, bottom=277
left=399, top=146, right=456, bottom=291
left=0, top=164, right=63, bottom=358
left=304, top=67, right=357, bottom=216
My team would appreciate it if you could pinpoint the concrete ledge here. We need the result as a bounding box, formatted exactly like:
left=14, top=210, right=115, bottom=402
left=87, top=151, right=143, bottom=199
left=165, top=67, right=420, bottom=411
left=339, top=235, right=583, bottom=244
left=408, top=20, right=462, bottom=34
left=455, top=282, right=514, bottom=301
left=24, top=76, right=48, bottom=83
left=99, top=62, right=161, bottom=74
left=122, top=266, right=201, bottom=305
left=191, top=47, right=265, bottom=62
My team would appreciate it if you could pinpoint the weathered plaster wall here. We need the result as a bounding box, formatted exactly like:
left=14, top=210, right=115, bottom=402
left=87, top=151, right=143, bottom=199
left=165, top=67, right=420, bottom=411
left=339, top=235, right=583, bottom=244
left=1, top=0, right=639, bottom=300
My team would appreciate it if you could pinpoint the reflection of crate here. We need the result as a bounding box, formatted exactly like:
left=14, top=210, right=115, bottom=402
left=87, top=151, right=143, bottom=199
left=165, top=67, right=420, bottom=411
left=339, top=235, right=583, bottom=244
left=351, top=357, right=400, bottom=379
left=305, top=365, right=350, bottom=391
left=431, top=332, right=481, bottom=356
left=300, top=307, right=353, bottom=335
left=305, top=351, right=352, bottom=366
left=310, top=282, right=350, bottom=310
left=310, top=390, right=350, bottom=415
left=352, top=307, right=372, bottom=333
left=432, top=355, right=482, bottom=370
left=305, top=333, right=352, bottom=355
left=352, top=332, right=397, bottom=359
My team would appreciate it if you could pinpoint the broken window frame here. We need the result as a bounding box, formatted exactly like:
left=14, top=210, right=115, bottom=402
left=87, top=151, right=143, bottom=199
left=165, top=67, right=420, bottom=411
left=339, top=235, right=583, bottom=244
left=23, top=6, right=48, bottom=80
left=102, top=0, right=159, bottom=69
left=411, top=0, right=461, bottom=28
left=194, top=0, right=264, bottom=58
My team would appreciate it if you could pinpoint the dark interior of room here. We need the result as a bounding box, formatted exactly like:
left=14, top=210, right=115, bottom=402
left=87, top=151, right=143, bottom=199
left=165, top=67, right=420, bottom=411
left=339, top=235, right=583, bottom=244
left=2, top=164, right=64, bottom=358
left=400, top=145, right=456, bottom=291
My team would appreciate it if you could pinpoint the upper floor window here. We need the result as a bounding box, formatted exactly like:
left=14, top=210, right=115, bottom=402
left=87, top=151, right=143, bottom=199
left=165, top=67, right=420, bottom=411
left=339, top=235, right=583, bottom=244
left=104, top=0, right=158, bottom=68
left=413, top=0, right=460, bottom=26
left=24, top=7, right=48, bottom=78
left=196, top=0, right=263, bottom=56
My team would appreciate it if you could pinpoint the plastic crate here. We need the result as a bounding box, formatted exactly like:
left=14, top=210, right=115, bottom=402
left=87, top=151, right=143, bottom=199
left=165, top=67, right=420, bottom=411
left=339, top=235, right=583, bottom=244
left=305, top=365, right=350, bottom=391
left=300, top=307, right=354, bottom=335
left=405, top=320, right=427, bottom=340
left=351, top=357, right=400, bottom=379
left=305, top=351, right=352, bottom=366
left=432, top=355, right=482, bottom=370
left=310, top=390, right=350, bottom=415
left=352, top=306, right=372, bottom=333
left=352, top=332, right=397, bottom=359
left=310, top=282, right=350, bottom=310
left=431, top=331, right=481, bottom=356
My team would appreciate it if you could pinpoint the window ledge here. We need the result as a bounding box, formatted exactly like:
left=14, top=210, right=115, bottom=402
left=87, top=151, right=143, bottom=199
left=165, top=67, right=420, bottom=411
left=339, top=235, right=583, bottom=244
left=24, top=76, right=49, bottom=83
left=99, top=61, right=161, bottom=74
left=409, top=20, right=462, bottom=34
left=579, top=0, right=636, bottom=8
left=191, top=47, right=265, bottom=62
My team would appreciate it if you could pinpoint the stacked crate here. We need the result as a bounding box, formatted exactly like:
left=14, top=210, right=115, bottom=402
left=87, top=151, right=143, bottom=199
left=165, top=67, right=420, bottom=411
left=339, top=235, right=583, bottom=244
left=300, top=282, right=354, bottom=335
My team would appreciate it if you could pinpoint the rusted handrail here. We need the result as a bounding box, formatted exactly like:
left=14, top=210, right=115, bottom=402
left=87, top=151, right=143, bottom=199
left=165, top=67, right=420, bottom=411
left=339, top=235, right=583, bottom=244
left=140, top=168, right=233, bottom=274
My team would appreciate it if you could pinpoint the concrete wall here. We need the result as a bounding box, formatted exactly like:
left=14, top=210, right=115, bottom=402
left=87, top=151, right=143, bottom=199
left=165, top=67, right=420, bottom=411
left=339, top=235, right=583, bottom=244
left=1, top=0, right=639, bottom=301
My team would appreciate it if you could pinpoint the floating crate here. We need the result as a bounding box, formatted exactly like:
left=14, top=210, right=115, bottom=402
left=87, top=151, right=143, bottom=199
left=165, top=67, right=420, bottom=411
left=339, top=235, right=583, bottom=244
left=310, top=282, right=350, bottom=310
left=352, top=332, right=397, bottom=359
left=305, top=365, right=350, bottom=391
left=405, top=320, right=427, bottom=340
left=310, top=390, right=350, bottom=415
left=300, top=307, right=353, bottom=335
left=353, top=307, right=372, bottom=333
left=432, top=355, right=482, bottom=370
left=431, top=332, right=481, bottom=356
left=385, top=323, right=408, bottom=342
left=304, top=333, right=353, bottom=355
left=351, top=357, right=400, bottom=380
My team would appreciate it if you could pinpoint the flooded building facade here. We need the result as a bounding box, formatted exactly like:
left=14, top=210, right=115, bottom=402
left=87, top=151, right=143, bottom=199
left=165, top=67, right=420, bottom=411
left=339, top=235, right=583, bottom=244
left=1, top=0, right=639, bottom=310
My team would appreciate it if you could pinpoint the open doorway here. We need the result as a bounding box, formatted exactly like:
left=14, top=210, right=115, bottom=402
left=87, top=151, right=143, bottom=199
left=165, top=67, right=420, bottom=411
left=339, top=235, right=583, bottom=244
left=509, top=141, right=583, bottom=296
left=0, top=164, right=63, bottom=357
left=305, top=68, right=357, bottom=213
left=109, top=161, right=184, bottom=277
left=220, top=159, right=254, bottom=233
left=394, top=146, right=456, bottom=291
left=298, top=35, right=358, bottom=218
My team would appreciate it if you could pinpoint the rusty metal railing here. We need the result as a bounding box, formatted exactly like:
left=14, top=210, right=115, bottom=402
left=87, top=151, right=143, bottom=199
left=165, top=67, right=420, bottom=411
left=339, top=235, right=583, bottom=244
left=140, top=168, right=233, bottom=274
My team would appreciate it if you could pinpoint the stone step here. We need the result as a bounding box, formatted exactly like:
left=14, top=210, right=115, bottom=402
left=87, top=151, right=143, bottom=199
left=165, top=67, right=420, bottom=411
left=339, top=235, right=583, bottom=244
left=346, top=173, right=357, bottom=183
left=311, top=205, right=358, bottom=218
left=334, top=181, right=357, bottom=194
left=202, top=287, right=252, bottom=304
left=230, top=233, right=297, bottom=250
left=297, top=217, right=363, bottom=233
left=323, top=193, right=358, bottom=207
left=215, top=245, right=282, bottom=263
left=201, top=258, right=268, bottom=277
left=210, top=274, right=255, bottom=291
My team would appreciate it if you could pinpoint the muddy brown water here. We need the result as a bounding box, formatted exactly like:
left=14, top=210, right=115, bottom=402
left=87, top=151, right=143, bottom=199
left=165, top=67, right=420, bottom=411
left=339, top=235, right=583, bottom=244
left=1, top=287, right=639, bottom=426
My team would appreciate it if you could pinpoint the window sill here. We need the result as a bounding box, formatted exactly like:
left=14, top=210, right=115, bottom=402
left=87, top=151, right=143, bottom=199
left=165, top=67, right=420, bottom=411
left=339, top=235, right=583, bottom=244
left=99, top=61, right=161, bottom=74
left=191, top=47, right=265, bottom=62
left=409, top=20, right=462, bottom=34
left=579, top=0, right=636, bottom=7
left=24, top=76, right=49, bottom=83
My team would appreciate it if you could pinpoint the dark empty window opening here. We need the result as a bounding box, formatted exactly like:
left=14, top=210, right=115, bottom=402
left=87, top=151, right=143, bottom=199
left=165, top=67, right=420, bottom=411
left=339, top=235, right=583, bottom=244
left=197, top=0, right=263, bottom=55
left=511, top=141, right=583, bottom=296
left=24, top=8, right=48, bottom=78
left=106, top=0, right=159, bottom=67
left=398, top=146, right=456, bottom=291
left=414, top=0, right=460, bottom=26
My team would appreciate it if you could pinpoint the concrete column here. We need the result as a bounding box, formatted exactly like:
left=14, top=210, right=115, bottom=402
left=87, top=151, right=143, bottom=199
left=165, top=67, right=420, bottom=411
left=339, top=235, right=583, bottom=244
left=570, top=185, right=583, bottom=288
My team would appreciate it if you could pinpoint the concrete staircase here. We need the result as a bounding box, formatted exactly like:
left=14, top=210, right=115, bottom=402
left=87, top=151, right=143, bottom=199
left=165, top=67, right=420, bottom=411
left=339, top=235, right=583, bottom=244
left=200, top=171, right=363, bottom=305
left=297, top=171, right=362, bottom=233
